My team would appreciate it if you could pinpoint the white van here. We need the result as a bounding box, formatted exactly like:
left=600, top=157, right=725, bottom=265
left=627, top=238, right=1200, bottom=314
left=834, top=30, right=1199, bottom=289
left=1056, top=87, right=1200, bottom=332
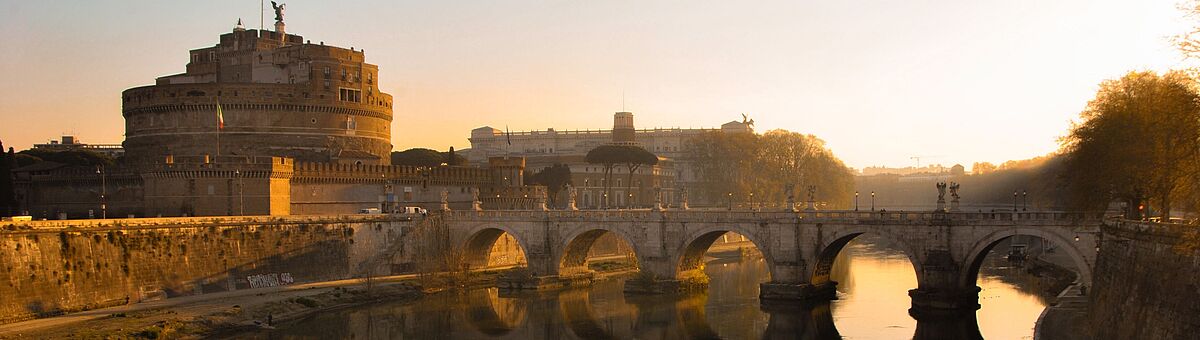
left=401, top=206, right=427, bottom=215
left=358, top=208, right=381, bottom=214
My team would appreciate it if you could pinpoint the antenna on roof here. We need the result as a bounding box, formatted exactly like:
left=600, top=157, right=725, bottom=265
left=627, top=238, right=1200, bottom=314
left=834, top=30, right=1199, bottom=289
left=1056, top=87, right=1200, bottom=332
left=260, top=0, right=265, bottom=32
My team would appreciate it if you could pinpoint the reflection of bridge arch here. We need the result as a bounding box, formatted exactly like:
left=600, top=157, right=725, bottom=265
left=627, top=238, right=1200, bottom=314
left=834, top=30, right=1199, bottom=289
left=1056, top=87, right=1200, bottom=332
left=558, top=227, right=642, bottom=276
left=677, top=224, right=776, bottom=280
left=813, top=227, right=923, bottom=286
left=557, top=288, right=614, bottom=339
left=761, top=302, right=842, bottom=339
left=627, top=293, right=720, bottom=339
left=959, top=227, right=1093, bottom=288
left=464, top=288, right=529, bottom=336
left=462, top=225, right=532, bottom=269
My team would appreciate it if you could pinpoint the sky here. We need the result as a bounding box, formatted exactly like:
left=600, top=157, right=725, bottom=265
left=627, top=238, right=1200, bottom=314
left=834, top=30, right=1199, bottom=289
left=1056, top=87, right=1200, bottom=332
left=0, top=1, right=1192, bottom=170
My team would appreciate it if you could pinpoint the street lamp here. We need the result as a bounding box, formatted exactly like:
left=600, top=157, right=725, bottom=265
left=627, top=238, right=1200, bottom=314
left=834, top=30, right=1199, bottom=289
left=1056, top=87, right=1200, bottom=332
left=96, top=166, right=107, bottom=219
left=1022, top=190, right=1028, bottom=211
left=870, top=191, right=875, bottom=212
left=727, top=192, right=733, bottom=211
left=749, top=192, right=755, bottom=211
left=235, top=170, right=244, bottom=215
left=1012, top=191, right=1018, bottom=212
left=855, top=191, right=859, bottom=211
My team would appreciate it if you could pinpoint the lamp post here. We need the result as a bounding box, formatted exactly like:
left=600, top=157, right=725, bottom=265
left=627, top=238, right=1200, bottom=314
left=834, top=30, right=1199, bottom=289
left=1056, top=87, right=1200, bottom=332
left=855, top=191, right=859, bottom=211
left=1013, top=191, right=1018, bottom=212
left=749, top=192, right=755, bottom=211
left=96, top=166, right=107, bottom=219
left=870, top=191, right=875, bottom=212
left=1022, top=190, right=1028, bottom=211
left=235, top=170, right=244, bottom=215
left=727, top=192, right=733, bottom=211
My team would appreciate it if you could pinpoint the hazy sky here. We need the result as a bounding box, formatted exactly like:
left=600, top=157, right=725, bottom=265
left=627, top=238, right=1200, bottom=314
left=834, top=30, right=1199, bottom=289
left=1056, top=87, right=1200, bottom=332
left=0, top=1, right=1191, bottom=170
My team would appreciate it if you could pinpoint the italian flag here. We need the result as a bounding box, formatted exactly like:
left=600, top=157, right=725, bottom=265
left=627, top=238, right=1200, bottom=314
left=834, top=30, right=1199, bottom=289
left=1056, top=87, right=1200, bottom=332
left=216, top=98, right=225, bottom=130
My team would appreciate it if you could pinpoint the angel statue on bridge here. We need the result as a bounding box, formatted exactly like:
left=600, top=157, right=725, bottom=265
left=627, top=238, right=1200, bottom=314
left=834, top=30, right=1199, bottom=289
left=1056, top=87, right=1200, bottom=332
left=936, top=182, right=948, bottom=201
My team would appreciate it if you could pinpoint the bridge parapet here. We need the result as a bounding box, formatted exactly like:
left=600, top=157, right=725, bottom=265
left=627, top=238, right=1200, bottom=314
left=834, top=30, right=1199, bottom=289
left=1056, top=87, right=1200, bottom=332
left=439, top=209, right=1106, bottom=226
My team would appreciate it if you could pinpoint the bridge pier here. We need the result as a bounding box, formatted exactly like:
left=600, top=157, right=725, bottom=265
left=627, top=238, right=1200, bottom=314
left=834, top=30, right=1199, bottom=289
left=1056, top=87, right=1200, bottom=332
left=497, top=272, right=595, bottom=290
left=909, top=287, right=984, bottom=340
left=623, top=269, right=709, bottom=294
left=759, top=281, right=838, bottom=302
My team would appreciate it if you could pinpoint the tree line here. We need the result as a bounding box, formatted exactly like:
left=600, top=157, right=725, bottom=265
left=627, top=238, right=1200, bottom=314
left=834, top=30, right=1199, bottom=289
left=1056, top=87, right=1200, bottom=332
left=683, top=129, right=856, bottom=208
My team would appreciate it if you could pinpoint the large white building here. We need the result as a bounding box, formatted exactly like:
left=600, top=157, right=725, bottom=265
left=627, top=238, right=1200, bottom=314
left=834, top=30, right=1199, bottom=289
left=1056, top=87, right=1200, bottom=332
left=467, top=112, right=753, bottom=206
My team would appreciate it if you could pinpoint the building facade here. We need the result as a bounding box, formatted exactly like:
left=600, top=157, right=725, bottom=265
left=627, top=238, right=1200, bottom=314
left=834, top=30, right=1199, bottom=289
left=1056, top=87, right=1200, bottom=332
left=32, top=135, right=124, bottom=159
left=468, top=112, right=752, bottom=206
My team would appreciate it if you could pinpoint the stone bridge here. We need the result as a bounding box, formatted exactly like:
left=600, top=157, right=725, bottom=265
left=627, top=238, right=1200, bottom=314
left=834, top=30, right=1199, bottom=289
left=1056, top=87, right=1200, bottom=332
left=420, top=209, right=1104, bottom=318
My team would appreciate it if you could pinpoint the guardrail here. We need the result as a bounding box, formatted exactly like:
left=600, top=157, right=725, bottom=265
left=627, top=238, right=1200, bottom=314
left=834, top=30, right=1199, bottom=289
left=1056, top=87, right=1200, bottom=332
left=1, top=209, right=1109, bottom=232
left=439, top=209, right=1107, bottom=225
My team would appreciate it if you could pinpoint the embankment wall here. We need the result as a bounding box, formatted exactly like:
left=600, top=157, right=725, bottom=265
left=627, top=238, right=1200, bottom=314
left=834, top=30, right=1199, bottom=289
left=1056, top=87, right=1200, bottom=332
left=0, top=215, right=408, bottom=324
left=1089, top=220, right=1200, bottom=339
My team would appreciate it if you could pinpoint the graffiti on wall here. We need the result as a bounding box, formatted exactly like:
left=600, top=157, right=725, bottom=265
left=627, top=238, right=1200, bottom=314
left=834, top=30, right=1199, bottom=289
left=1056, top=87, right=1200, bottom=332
left=247, top=272, right=295, bottom=288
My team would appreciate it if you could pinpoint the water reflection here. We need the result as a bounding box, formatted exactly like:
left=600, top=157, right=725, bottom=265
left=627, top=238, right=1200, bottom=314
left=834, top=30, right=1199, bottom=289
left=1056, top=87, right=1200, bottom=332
left=252, top=239, right=1057, bottom=339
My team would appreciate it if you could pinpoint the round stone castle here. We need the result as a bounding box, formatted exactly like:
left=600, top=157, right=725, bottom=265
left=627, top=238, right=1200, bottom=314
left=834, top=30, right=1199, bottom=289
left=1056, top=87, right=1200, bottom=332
left=122, top=22, right=393, bottom=165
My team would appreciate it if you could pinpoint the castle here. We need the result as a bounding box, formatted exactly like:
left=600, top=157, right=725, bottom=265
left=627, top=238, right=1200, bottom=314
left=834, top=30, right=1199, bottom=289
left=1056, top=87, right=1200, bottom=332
left=13, top=21, right=519, bottom=219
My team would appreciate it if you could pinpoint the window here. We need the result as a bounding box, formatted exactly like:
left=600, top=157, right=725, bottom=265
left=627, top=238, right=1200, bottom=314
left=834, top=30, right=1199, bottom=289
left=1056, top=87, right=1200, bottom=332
left=341, top=68, right=347, bottom=81
left=323, top=67, right=331, bottom=79
left=339, top=88, right=362, bottom=102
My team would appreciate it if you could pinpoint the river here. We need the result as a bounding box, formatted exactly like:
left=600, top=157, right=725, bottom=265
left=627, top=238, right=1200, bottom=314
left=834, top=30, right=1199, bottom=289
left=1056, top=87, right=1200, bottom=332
left=250, top=235, right=1064, bottom=339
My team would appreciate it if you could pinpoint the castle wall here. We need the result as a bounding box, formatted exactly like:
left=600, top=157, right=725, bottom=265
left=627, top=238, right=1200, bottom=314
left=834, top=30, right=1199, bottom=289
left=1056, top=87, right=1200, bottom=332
left=290, top=163, right=492, bottom=215
left=16, top=170, right=144, bottom=220
left=0, top=215, right=409, bottom=325
left=1088, top=221, right=1200, bottom=339
left=122, top=83, right=392, bottom=165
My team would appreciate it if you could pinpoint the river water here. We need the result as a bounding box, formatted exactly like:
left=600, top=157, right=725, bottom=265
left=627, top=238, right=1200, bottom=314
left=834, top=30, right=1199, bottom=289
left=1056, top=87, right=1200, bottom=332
left=253, top=236, right=1061, bottom=339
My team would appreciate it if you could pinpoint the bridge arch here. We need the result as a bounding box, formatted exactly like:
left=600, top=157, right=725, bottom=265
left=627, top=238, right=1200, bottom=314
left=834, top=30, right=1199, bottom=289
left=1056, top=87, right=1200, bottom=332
left=812, top=226, right=924, bottom=286
left=557, top=226, right=643, bottom=276
left=462, top=225, right=533, bottom=269
left=958, top=227, right=1093, bottom=288
left=675, top=223, right=776, bottom=281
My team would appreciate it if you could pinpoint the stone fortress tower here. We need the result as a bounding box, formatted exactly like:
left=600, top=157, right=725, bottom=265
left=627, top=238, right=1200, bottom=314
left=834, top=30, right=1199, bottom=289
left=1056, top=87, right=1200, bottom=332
left=121, top=19, right=393, bottom=165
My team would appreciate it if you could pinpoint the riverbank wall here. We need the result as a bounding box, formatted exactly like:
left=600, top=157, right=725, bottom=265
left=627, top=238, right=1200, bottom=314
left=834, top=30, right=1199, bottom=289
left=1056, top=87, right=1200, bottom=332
left=0, top=215, right=412, bottom=325
left=1088, top=220, right=1200, bottom=339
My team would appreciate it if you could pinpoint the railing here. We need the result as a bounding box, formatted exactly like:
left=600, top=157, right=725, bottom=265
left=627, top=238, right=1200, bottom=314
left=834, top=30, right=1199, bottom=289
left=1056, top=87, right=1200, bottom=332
left=439, top=209, right=1107, bottom=225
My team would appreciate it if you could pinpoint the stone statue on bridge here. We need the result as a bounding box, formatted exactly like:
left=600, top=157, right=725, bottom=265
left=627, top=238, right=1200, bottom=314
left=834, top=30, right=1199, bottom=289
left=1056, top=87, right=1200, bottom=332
left=936, top=182, right=948, bottom=212
left=439, top=190, right=450, bottom=211
left=950, top=182, right=960, bottom=211
left=471, top=188, right=482, bottom=211
left=567, top=186, right=579, bottom=211
left=680, top=188, right=690, bottom=210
